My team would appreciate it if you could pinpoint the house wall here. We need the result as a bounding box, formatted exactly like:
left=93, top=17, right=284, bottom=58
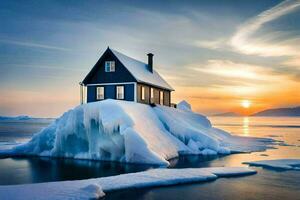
left=87, top=83, right=135, bottom=103
left=84, top=50, right=136, bottom=85
left=136, top=83, right=171, bottom=106
left=83, top=48, right=172, bottom=106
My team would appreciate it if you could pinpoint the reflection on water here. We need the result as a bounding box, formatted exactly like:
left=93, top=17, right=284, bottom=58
left=0, top=157, right=154, bottom=185
left=104, top=116, right=300, bottom=200
left=105, top=168, right=300, bottom=200
left=243, top=117, right=249, bottom=136
left=0, top=116, right=300, bottom=199
left=0, top=119, right=53, bottom=147
left=209, top=116, right=300, bottom=160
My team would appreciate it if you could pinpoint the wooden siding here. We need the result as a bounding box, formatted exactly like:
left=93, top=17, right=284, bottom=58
left=137, top=83, right=170, bottom=106
left=163, top=90, right=170, bottom=106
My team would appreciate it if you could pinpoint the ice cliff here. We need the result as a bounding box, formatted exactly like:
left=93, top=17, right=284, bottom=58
left=1, top=100, right=274, bottom=165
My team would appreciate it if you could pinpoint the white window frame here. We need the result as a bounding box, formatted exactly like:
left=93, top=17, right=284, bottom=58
left=105, top=61, right=115, bottom=72
left=160, top=91, right=164, bottom=105
left=116, top=86, right=124, bottom=100
left=96, top=87, right=104, bottom=100
left=141, top=86, right=145, bottom=100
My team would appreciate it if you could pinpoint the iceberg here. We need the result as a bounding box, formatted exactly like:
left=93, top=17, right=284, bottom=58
left=0, top=167, right=256, bottom=200
left=0, top=100, right=275, bottom=165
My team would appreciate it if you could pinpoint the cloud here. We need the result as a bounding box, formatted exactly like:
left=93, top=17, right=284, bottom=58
left=0, top=39, right=71, bottom=51
left=230, top=0, right=300, bottom=57
left=194, top=38, right=226, bottom=50
left=193, top=0, right=300, bottom=81
left=194, top=0, right=300, bottom=57
left=6, top=64, right=86, bottom=72
left=192, top=59, right=278, bottom=81
left=187, top=59, right=300, bottom=100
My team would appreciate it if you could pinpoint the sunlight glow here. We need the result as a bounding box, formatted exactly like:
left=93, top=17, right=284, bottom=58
left=241, top=100, right=251, bottom=108
left=243, top=117, right=249, bottom=136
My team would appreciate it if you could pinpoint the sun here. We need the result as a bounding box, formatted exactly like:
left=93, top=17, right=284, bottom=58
left=241, top=100, right=251, bottom=108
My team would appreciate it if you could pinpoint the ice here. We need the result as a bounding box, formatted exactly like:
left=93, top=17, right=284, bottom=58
left=80, top=184, right=105, bottom=199
left=177, top=100, right=192, bottom=111
left=244, top=159, right=300, bottom=170
left=0, top=167, right=256, bottom=200
left=0, top=100, right=275, bottom=165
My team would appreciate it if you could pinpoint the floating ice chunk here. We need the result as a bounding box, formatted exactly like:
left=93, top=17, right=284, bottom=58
left=80, top=184, right=105, bottom=199
left=244, top=159, right=300, bottom=170
left=0, top=167, right=256, bottom=200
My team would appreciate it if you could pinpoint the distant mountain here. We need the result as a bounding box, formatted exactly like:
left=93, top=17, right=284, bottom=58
left=0, top=115, right=31, bottom=120
left=212, top=112, right=241, bottom=117
left=251, top=106, right=300, bottom=117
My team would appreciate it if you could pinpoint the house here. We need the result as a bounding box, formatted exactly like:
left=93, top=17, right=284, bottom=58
left=80, top=47, right=174, bottom=106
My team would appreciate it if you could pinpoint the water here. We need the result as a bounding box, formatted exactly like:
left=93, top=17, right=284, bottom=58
left=0, top=119, right=54, bottom=150
left=0, top=117, right=299, bottom=199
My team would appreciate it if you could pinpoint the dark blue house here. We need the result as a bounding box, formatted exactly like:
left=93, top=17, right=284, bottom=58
left=80, top=47, right=174, bottom=106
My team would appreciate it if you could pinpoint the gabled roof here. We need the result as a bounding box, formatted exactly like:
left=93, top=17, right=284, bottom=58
left=110, top=49, right=174, bottom=91
left=82, top=48, right=174, bottom=91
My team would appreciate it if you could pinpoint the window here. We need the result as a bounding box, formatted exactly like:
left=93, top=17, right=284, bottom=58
left=96, top=87, right=104, bottom=100
left=105, top=61, right=115, bottom=72
left=160, top=91, right=164, bottom=105
left=150, top=88, right=154, bottom=99
left=141, top=86, right=145, bottom=100
left=116, top=86, right=124, bottom=99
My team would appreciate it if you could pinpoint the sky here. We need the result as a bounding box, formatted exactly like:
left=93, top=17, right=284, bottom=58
left=0, top=0, right=300, bottom=117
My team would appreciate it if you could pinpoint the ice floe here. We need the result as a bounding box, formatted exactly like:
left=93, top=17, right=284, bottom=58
left=0, top=167, right=256, bottom=200
left=244, top=159, right=300, bottom=170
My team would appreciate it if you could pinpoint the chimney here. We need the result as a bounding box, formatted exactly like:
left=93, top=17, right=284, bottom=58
left=147, top=53, right=153, bottom=73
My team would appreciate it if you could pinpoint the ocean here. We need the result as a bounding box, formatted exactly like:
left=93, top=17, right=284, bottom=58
left=0, top=116, right=299, bottom=199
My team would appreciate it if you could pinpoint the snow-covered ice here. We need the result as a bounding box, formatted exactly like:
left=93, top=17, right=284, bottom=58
left=244, top=159, right=300, bottom=170
left=0, top=100, right=275, bottom=165
left=0, top=167, right=256, bottom=200
left=177, top=100, right=192, bottom=111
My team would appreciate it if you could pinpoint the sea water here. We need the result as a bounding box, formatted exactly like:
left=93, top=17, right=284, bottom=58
left=0, top=117, right=299, bottom=199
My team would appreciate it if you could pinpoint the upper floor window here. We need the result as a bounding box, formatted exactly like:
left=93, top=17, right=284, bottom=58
left=160, top=91, right=164, bottom=105
left=105, top=61, right=115, bottom=72
left=116, top=86, right=124, bottom=99
left=141, top=86, right=145, bottom=100
left=96, top=87, right=104, bottom=100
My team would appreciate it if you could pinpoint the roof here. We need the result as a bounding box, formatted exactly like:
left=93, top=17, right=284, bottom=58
left=110, top=49, right=174, bottom=91
left=82, top=48, right=174, bottom=91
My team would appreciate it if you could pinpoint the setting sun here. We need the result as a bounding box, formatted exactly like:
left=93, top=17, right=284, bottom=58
left=241, top=100, right=251, bottom=108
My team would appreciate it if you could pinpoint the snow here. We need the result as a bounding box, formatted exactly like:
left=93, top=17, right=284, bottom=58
left=0, top=100, right=275, bottom=165
left=110, top=49, right=174, bottom=91
left=177, top=100, right=192, bottom=111
left=244, top=159, right=300, bottom=170
left=0, top=167, right=256, bottom=200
